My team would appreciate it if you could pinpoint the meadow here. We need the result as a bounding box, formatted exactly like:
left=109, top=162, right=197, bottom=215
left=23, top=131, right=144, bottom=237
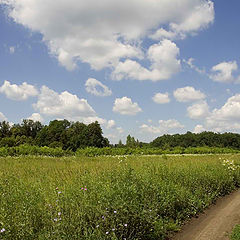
left=0, top=154, right=240, bottom=240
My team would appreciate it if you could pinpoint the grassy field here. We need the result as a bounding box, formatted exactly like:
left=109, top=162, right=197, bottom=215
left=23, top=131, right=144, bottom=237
left=0, top=154, right=240, bottom=240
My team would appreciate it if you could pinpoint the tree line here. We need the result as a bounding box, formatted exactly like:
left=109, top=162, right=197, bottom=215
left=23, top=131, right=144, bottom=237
left=0, top=119, right=109, bottom=151
left=150, top=131, right=240, bottom=149
left=1, top=119, right=240, bottom=151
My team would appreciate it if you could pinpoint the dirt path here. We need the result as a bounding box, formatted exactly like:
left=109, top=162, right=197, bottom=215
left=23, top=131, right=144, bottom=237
left=171, top=190, right=240, bottom=240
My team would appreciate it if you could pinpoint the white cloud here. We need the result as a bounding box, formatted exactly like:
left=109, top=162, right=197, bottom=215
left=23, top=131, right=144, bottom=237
left=0, top=80, right=38, bottom=101
left=81, top=116, right=107, bottom=125
left=150, top=28, right=177, bottom=41
left=170, top=1, right=214, bottom=36
left=204, top=94, right=240, bottom=132
left=152, top=92, right=170, bottom=104
left=113, top=97, right=142, bottom=115
left=85, top=78, right=112, bottom=97
left=184, top=58, right=205, bottom=74
left=112, top=40, right=181, bottom=81
left=105, top=125, right=124, bottom=142
left=27, top=113, right=43, bottom=122
left=140, top=119, right=184, bottom=134
left=174, top=86, right=206, bottom=102
left=2, top=0, right=214, bottom=72
left=0, top=112, right=7, bottom=121
left=33, top=86, right=96, bottom=121
left=106, top=120, right=116, bottom=129
left=9, top=46, right=15, bottom=54
left=193, top=124, right=206, bottom=133
left=210, top=61, right=238, bottom=83
left=31, top=86, right=118, bottom=130
left=193, top=94, right=240, bottom=132
left=150, top=1, right=214, bottom=40
left=187, top=101, right=210, bottom=119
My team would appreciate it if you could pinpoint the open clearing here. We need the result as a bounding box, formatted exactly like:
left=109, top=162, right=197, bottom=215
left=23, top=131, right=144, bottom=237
left=172, top=189, right=240, bottom=240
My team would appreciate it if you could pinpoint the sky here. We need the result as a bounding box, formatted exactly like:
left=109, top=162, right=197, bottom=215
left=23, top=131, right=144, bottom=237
left=0, top=0, right=240, bottom=144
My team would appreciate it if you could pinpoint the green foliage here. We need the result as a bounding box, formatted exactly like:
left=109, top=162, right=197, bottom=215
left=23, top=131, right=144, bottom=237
left=0, top=144, right=72, bottom=157
left=75, top=146, right=239, bottom=156
left=0, top=120, right=108, bottom=151
left=231, top=225, right=240, bottom=240
left=151, top=131, right=240, bottom=149
left=0, top=155, right=240, bottom=239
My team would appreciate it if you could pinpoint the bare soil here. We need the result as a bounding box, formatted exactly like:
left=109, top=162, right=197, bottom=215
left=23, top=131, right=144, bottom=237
left=171, top=190, right=240, bottom=240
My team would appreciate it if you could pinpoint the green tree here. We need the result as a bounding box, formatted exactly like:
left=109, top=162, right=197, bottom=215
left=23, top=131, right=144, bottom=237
left=0, top=121, right=11, bottom=138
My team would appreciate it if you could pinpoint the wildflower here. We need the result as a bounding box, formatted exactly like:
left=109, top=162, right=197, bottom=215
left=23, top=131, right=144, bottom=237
left=84, top=188, right=87, bottom=191
left=96, top=225, right=99, bottom=228
left=114, top=210, right=117, bottom=214
left=58, top=191, right=62, bottom=194
left=124, top=224, right=127, bottom=227
left=54, top=218, right=58, bottom=222
left=106, top=231, right=109, bottom=235
left=1, top=228, right=5, bottom=233
left=112, top=228, right=115, bottom=231
left=58, top=212, right=61, bottom=216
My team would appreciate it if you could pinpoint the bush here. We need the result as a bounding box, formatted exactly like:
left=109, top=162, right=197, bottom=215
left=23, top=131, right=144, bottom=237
left=0, top=144, right=73, bottom=157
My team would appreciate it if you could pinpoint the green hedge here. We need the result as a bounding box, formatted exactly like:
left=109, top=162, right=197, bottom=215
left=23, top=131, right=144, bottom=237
left=0, top=144, right=72, bottom=157
left=75, top=146, right=240, bottom=157
left=0, top=145, right=239, bottom=157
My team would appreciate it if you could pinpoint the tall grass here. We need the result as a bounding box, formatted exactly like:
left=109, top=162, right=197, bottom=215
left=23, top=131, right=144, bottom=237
left=0, top=155, right=240, bottom=239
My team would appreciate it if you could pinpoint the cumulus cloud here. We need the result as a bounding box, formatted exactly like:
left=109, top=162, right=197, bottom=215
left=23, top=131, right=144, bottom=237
left=112, top=40, right=181, bottom=81
left=209, top=61, right=238, bottom=83
left=32, top=86, right=118, bottom=128
left=150, top=28, right=177, bottom=41
left=174, top=86, right=206, bottom=102
left=140, top=119, right=184, bottom=134
left=205, top=94, right=240, bottom=131
left=0, top=112, right=7, bottom=121
left=113, top=97, right=142, bottom=115
left=106, top=120, right=116, bottom=129
left=187, top=101, right=210, bottom=119
left=85, top=78, right=112, bottom=97
left=33, top=86, right=96, bottom=121
left=193, top=124, right=206, bottom=133
left=27, top=113, right=43, bottom=122
left=150, top=1, right=214, bottom=40
left=152, top=92, right=170, bottom=104
left=1, top=0, right=214, bottom=72
left=191, top=94, right=240, bottom=132
left=0, top=80, right=38, bottom=101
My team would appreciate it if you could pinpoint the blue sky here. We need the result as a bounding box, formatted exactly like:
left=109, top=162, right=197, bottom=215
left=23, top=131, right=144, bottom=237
left=0, top=0, right=240, bottom=143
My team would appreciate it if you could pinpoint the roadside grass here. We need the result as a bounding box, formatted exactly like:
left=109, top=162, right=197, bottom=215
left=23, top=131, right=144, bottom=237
left=231, top=225, right=240, bottom=240
left=0, top=155, right=240, bottom=239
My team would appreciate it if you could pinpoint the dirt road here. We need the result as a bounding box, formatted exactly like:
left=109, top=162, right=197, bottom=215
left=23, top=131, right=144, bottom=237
left=171, top=190, right=240, bottom=240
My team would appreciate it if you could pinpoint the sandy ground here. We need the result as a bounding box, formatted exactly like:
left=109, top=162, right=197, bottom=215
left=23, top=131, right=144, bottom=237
left=171, top=190, right=240, bottom=240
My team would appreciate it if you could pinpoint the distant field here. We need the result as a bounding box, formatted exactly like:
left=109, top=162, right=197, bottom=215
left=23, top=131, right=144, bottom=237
left=0, top=155, right=240, bottom=240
